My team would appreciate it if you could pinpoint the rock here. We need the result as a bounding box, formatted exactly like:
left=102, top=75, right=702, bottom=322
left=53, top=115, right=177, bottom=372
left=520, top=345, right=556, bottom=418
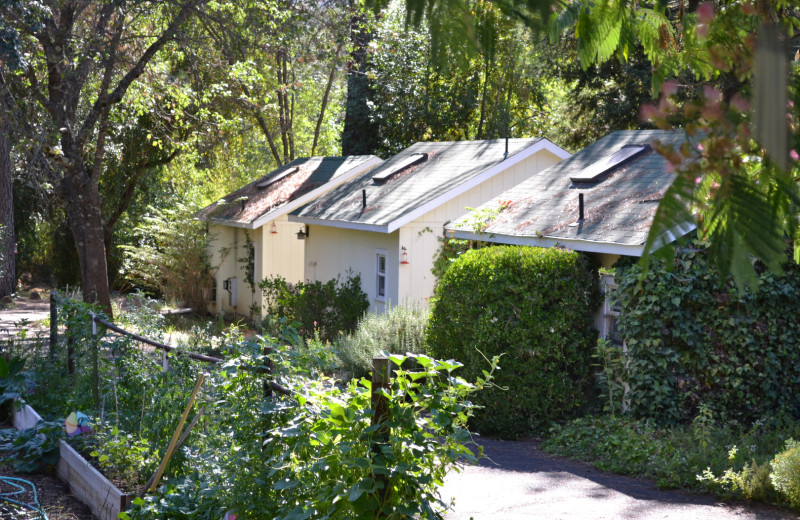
left=29, top=290, right=42, bottom=301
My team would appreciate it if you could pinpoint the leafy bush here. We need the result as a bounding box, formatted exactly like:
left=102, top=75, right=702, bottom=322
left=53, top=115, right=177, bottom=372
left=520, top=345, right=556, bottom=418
left=120, top=204, right=215, bottom=312
left=260, top=270, right=369, bottom=343
left=771, top=439, right=800, bottom=508
left=614, top=241, right=800, bottom=424
left=335, top=304, right=430, bottom=380
left=427, top=246, right=600, bottom=438
left=544, top=413, right=800, bottom=499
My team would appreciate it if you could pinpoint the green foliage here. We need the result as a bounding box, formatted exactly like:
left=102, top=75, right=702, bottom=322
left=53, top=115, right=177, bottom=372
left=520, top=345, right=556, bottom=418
left=335, top=304, right=430, bottom=380
left=0, top=420, right=64, bottom=473
left=592, top=339, right=626, bottom=416
left=121, top=204, right=215, bottom=312
left=614, top=241, right=800, bottom=424
left=427, top=246, right=600, bottom=438
left=544, top=414, right=800, bottom=498
left=260, top=270, right=369, bottom=343
left=216, top=352, right=494, bottom=520
left=771, top=438, right=800, bottom=508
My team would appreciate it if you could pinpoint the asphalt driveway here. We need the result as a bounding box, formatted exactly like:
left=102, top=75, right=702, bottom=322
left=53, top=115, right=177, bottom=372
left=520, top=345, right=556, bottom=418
left=440, top=437, right=798, bottom=520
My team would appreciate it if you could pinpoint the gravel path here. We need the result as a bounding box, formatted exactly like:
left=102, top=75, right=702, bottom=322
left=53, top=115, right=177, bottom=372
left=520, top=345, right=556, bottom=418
left=0, top=294, right=50, bottom=341
left=440, top=437, right=798, bottom=520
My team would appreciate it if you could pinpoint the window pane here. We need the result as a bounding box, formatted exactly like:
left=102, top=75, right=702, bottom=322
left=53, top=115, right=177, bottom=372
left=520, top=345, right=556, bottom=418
left=378, top=275, right=385, bottom=297
left=378, top=255, right=386, bottom=273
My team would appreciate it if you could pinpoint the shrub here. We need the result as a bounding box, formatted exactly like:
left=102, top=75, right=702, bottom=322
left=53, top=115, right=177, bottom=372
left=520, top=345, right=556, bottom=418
left=120, top=205, right=214, bottom=312
left=427, top=246, right=600, bottom=438
left=771, top=439, right=800, bottom=508
left=614, top=241, right=800, bottom=424
left=335, top=304, right=430, bottom=380
left=259, top=270, right=369, bottom=343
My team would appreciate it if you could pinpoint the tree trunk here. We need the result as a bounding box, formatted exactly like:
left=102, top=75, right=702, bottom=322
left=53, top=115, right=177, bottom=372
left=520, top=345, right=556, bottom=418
left=342, top=13, right=376, bottom=155
left=0, top=124, right=15, bottom=298
left=62, top=165, right=112, bottom=315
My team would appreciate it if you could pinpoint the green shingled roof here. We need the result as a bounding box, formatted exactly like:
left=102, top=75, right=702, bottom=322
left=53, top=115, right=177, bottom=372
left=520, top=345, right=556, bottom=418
left=291, top=138, right=554, bottom=231
left=195, top=156, right=379, bottom=226
left=447, top=130, right=693, bottom=254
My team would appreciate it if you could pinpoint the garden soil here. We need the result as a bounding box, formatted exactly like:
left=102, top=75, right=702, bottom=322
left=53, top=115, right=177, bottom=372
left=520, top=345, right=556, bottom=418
left=441, top=437, right=799, bottom=519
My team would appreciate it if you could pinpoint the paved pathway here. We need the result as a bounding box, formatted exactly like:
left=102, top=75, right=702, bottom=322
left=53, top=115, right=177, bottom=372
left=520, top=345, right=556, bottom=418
left=441, top=438, right=798, bottom=520
left=0, top=294, right=50, bottom=341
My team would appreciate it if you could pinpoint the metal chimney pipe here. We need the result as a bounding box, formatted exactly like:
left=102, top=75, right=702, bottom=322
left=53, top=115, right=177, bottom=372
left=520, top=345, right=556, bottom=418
left=579, top=193, right=584, bottom=221
left=362, top=189, right=367, bottom=209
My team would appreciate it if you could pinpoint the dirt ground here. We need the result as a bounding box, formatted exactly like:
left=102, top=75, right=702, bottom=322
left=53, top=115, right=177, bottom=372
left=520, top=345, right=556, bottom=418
left=0, top=463, right=92, bottom=520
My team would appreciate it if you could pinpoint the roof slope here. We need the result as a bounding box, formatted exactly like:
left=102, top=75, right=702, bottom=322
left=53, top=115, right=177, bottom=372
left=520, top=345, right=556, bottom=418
left=195, top=156, right=380, bottom=227
left=448, top=130, right=694, bottom=256
left=292, top=138, right=567, bottom=232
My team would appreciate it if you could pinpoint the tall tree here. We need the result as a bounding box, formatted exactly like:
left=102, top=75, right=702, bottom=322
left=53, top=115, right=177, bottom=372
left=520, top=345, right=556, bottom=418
left=0, top=102, right=13, bottom=297
left=0, top=0, right=211, bottom=313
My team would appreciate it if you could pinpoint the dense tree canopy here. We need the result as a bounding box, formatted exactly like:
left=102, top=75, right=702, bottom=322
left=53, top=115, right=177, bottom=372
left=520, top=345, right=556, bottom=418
left=1, top=0, right=797, bottom=298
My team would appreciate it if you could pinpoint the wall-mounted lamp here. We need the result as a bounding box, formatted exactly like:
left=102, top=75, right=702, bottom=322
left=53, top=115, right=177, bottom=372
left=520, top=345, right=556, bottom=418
left=400, top=246, right=409, bottom=264
left=296, top=225, right=309, bottom=240
left=270, top=222, right=278, bottom=234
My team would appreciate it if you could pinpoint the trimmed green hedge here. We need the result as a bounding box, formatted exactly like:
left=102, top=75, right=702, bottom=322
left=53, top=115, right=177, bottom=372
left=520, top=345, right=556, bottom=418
left=615, top=242, right=800, bottom=424
left=427, top=246, right=600, bottom=438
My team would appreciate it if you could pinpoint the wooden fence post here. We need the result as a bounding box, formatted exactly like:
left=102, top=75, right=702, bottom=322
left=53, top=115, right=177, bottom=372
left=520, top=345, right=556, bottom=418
left=371, top=356, right=391, bottom=516
left=49, top=290, right=57, bottom=357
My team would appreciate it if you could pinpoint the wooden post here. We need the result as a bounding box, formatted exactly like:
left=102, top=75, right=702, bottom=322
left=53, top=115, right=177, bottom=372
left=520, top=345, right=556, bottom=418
left=371, top=356, right=391, bottom=516
left=91, top=316, right=100, bottom=413
left=67, top=336, right=74, bottom=378
left=49, top=290, right=57, bottom=357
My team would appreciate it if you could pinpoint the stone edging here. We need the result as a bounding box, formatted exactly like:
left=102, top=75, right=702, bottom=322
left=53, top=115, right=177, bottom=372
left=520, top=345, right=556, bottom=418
left=12, top=403, right=133, bottom=520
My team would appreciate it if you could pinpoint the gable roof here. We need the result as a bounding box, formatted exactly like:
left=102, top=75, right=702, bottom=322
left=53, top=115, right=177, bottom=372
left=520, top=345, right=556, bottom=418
left=196, top=155, right=382, bottom=229
left=446, top=130, right=697, bottom=256
left=290, top=138, right=570, bottom=233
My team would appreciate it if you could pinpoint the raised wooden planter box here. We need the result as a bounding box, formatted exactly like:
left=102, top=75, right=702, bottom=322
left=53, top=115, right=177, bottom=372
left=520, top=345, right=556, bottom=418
left=12, top=403, right=133, bottom=520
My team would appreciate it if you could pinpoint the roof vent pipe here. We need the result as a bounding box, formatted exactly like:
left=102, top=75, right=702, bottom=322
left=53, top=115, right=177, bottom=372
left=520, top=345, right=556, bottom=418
left=362, top=189, right=367, bottom=209
left=579, top=193, right=584, bottom=221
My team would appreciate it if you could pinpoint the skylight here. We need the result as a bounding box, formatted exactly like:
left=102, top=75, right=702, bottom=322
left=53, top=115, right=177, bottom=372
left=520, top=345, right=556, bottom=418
left=257, top=166, right=299, bottom=189
left=372, top=153, right=428, bottom=185
left=570, top=145, right=650, bottom=183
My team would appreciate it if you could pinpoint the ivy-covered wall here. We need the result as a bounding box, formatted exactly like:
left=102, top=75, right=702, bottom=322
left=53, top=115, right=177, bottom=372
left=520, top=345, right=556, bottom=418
left=615, top=242, right=800, bottom=424
left=427, top=246, right=600, bottom=438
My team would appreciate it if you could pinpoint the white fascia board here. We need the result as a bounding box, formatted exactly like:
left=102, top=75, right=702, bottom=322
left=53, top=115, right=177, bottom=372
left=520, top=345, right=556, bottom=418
left=450, top=220, right=697, bottom=257
left=449, top=229, right=646, bottom=256
left=385, top=139, right=571, bottom=233
left=288, top=214, right=390, bottom=233
left=205, top=218, right=254, bottom=230
left=250, top=156, right=383, bottom=230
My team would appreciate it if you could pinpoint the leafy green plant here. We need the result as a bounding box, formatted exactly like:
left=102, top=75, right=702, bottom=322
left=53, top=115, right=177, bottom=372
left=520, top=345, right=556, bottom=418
left=428, top=245, right=600, bottom=438
left=335, top=304, right=430, bottom=380
left=260, top=270, right=369, bottom=343
left=592, top=339, right=626, bottom=416
left=614, top=241, right=800, bottom=424
left=120, top=204, right=215, bottom=312
left=87, top=425, right=159, bottom=489
left=0, top=420, right=64, bottom=472
left=771, top=438, right=800, bottom=508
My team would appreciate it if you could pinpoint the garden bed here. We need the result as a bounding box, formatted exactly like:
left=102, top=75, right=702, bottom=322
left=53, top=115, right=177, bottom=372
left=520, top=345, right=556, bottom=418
left=12, top=403, right=133, bottom=520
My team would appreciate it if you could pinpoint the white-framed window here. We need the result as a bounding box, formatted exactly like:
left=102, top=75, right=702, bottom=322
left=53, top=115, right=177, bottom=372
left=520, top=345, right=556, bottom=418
left=375, top=249, right=387, bottom=301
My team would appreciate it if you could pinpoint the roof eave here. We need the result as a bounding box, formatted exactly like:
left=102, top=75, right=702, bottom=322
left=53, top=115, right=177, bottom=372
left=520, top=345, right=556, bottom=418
left=288, top=214, right=390, bottom=234
left=449, top=221, right=697, bottom=257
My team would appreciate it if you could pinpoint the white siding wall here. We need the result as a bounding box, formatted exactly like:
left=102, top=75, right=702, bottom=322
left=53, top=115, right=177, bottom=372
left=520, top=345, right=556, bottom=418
left=209, top=215, right=308, bottom=319
left=303, top=226, right=400, bottom=314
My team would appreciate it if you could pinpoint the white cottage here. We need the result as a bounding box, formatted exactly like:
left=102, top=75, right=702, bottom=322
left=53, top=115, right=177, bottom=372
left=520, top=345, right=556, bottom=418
left=196, top=155, right=382, bottom=317
left=289, top=139, right=570, bottom=313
